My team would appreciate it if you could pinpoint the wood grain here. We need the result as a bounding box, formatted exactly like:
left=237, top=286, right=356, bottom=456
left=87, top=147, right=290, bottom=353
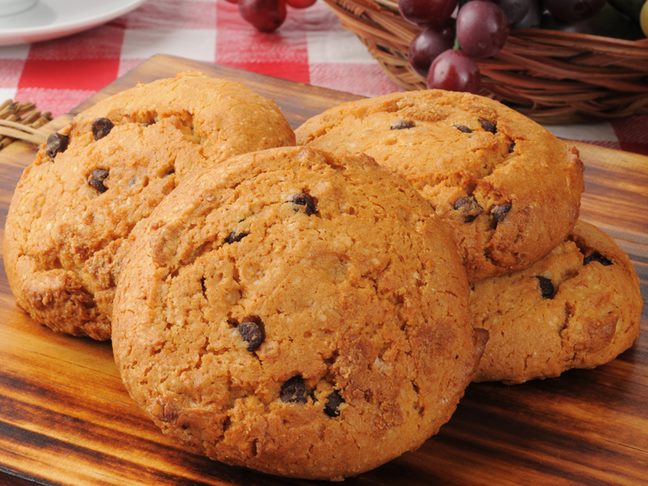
left=0, top=55, right=646, bottom=486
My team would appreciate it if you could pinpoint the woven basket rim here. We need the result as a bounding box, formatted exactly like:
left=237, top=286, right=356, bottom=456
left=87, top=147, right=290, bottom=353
left=326, top=0, right=648, bottom=123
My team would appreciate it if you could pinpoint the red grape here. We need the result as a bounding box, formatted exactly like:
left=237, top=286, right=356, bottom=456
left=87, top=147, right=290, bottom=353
left=225, top=0, right=239, bottom=4
left=457, top=1, right=509, bottom=58
left=398, top=0, right=457, bottom=27
left=287, top=0, right=316, bottom=8
left=427, top=49, right=481, bottom=93
left=239, top=0, right=287, bottom=32
left=512, top=0, right=541, bottom=28
left=544, top=0, right=606, bottom=23
left=495, top=0, right=532, bottom=25
left=408, top=24, right=454, bottom=77
left=541, top=4, right=644, bottom=40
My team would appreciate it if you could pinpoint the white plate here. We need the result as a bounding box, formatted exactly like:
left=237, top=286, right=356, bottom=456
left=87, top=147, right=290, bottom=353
left=0, top=0, right=146, bottom=46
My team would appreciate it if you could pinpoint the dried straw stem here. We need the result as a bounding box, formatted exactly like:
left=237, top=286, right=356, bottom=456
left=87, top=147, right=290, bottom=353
left=0, top=100, right=52, bottom=150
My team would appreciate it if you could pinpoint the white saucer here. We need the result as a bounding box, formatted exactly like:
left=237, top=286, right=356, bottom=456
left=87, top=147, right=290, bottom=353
left=0, top=0, right=146, bottom=46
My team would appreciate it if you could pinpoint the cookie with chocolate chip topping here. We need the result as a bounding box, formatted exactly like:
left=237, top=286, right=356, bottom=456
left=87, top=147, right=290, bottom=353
left=112, top=146, right=485, bottom=480
left=472, top=221, right=643, bottom=384
left=3, top=72, right=294, bottom=340
left=296, top=90, right=584, bottom=282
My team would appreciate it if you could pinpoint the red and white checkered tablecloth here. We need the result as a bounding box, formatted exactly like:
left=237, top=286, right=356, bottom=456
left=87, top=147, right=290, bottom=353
left=1, top=0, right=647, bottom=154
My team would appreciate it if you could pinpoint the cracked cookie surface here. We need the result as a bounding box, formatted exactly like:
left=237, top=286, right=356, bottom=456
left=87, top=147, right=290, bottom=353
left=3, top=72, right=295, bottom=340
left=112, top=146, right=486, bottom=480
left=295, top=90, right=584, bottom=282
left=472, top=221, right=643, bottom=384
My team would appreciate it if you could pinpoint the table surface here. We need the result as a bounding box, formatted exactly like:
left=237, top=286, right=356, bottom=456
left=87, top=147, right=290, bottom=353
left=0, top=54, right=646, bottom=485
left=0, top=0, right=647, bottom=155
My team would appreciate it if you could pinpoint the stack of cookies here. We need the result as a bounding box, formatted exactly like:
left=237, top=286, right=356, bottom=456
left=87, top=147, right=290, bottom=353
left=3, top=73, right=642, bottom=480
left=296, top=91, right=643, bottom=384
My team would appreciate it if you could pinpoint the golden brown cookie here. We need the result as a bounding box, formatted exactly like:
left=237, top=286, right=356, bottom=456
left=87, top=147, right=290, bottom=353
left=472, top=221, right=643, bottom=384
left=3, top=72, right=295, bottom=340
left=296, top=90, right=584, bottom=282
left=112, top=146, right=486, bottom=480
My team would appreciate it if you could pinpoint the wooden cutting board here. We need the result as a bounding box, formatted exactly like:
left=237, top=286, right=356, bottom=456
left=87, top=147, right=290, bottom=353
left=0, top=54, right=646, bottom=486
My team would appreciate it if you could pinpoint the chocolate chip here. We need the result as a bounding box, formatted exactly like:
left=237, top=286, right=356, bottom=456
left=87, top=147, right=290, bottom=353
left=280, top=375, right=307, bottom=404
left=291, top=192, right=318, bottom=216
left=238, top=315, right=265, bottom=352
left=88, top=169, right=109, bottom=193
left=92, top=118, right=114, bottom=140
left=584, top=251, right=613, bottom=266
left=45, top=133, right=69, bottom=158
left=454, top=124, right=473, bottom=133
left=508, top=141, right=516, bottom=153
left=324, top=390, right=344, bottom=417
left=537, top=276, right=555, bottom=299
left=479, top=118, right=497, bottom=134
left=453, top=196, right=483, bottom=223
left=390, top=119, right=415, bottom=130
left=224, top=231, right=248, bottom=244
left=490, top=202, right=512, bottom=229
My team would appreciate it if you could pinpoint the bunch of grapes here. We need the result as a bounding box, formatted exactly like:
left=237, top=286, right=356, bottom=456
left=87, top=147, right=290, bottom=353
left=402, top=0, right=633, bottom=94
left=226, top=0, right=317, bottom=33
left=401, top=0, right=509, bottom=93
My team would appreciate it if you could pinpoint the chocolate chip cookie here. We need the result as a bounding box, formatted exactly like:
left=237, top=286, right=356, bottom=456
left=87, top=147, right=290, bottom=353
left=472, top=221, right=643, bottom=384
left=295, top=90, right=584, bottom=282
left=112, top=146, right=486, bottom=479
left=3, top=72, right=295, bottom=340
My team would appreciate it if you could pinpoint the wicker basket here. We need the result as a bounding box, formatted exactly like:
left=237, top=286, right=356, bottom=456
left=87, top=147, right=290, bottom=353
left=325, top=0, right=648, bottom=123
